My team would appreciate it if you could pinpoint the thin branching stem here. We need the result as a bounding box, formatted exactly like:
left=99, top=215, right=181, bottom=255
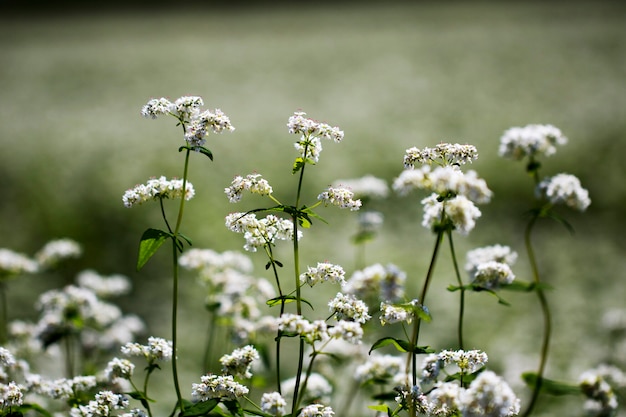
left=447, top=230, right=465, bottom=350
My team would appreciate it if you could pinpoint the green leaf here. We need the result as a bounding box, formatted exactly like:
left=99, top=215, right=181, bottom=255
left=178, top=399, right=220, bottom=417
left=137, top=228, right=171, bottom=270
left=266, top=296, right=314, bottom=310
left=196, top=146, right=214, bottom=161
left=292, top=157, right=305, bottom=174
left=223, top=400, right=244, bottom=417
left=178, top=233, right=193, bottom=247
left=522, top=372, right=582, bottom=396
left=369, top=337, right=411, bottom=354
left=367, top=405, right=390, bottom=413
left=242, top=409, right=274, bottom=417
left=300, top=206, right=328, bottom=225
left=13, top=403, right=54, bottom=417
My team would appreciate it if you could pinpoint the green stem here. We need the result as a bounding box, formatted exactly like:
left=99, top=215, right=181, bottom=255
left=0, top=282, right=7, bottom=345
left=447, top=230, right=465, bottom=350
left=64, top=334, right=75, bottom=378
left=407, top=230, right=445, bottom=388
left=203, top=312, right=217, bottom=373
left=141, top=368, right=155, bottom=417
left=264, top=245, right=286, bottom=394
left=522, top=215, right=551, bottom=417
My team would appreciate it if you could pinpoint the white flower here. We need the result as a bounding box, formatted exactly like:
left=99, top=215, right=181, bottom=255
left=0, top=249, right=38, bottom=276
left=282, top=373, right=332, bottom=404
left=172, top=96, right=204, bottom=121
left=317, top=186, right=362, bottom=211
left=77, top=270, right=131, bottom=298
left=404, top=143, right=478, bottom=168
left=354, top=353, right=404, bottom=382
left=104, top=358, right=135, bottom=381
left=0, top=381, right=23, bottom=407
left=344, top=263, right=406, bottom=303
left=331, top=175, right=389, bottom=199
left=465, top=245, right=518, bottom=277
left=300, top=262, right=346, bottom=287
left=461, top=371, right=520, bottom=417
left=471, top=261, right=516, bottom=289
left=185, top=108, right=234, bottom=147
left=579, top=368, right=619, bottom=417
left=438, top=350, right=488, bottom=374
left=191, top=374, right=249, bottom=401
left=535, top=173, right=591, bottom=211
left=379, top=300, right=419, bottom=326
left=219, top=345, right=259, bottom=379
left=141, top=97, right=173, bottom=119
left=225, top=173, right=273, bottom=203
left=121, top=337, right=173, bottom=362
left=421, top=193, right=482, bottom=235
left=328, top=320, right=363, bottom=344
left=328, top=292, right=371, bottom=323
left=261, top=392, right=287, bottom=416
left=35, top=239, right=82, bottom=269
left=225, top=213, right=300, bottom=252
left=123, top=176, right=195, bottom=208
left=298, top=404, right=334, bottom=417
left=498, top=124, right=567, bottom=160
left=288, top=111, right=343, bottom=143
left=429, top=382, right=463, bottom=416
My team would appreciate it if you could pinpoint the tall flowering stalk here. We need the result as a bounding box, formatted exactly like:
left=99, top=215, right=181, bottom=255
left=123, top=96, right=234, bottom=412
left=498, top=124, right=590, bottom=416
left=392, top=143, right=492, bottom=416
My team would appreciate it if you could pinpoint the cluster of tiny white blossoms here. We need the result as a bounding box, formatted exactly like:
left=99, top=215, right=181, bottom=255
left=35, top=238, right=82, bottom=270
left=328, top=292, right=371, bottom=324
left=225, top=213, right=300, bottom=252
left=70, top=390, right=130, bottom=417
left=121, top=337, right=173, bottom=362
left=419, top=349, right=488, bottom=384
left=404, top=143, right=478, bottom=168
left=288, top=111, right=344, bottom=163
left=536, top=173, right=591, bottom=211
left=331, top=175, right=389, bottom=200
left=298, top=403, right=334, bottom=417
left=76, top=270, right=131, bottom=298
left=122, top=176, right=195, bottom=208
left=379, top=299, right=421, bottom=326
left=395, top=143, right=492, bottom=235
left=0, top=248, right=39, bottom=276
left=498, top=124, right=567, bottom=160
left=219, top=345, right=259, bottom=379
left=191, top=374, right=249, bottom=402
left=277, top=313, right=364, bottom=345
left=317, top=186, right=362, bottom=211
left=578, top=365, right=626, bottom=417
left=299, top=262, right=346, bottom=287
left=354, top=353, right=404, bottom=383
left=224, top=173, right=273, bottom=203
left=141, top=96, right=234, bottom=147
left=464, top=244, right=517, bottom=290
left=27, top=375, right=98, bottom=401
left=104, top=357, right=135, bottom=382
left=260, top=392, right=287, bottom=417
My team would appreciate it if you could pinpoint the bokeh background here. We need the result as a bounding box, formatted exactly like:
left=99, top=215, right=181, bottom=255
left=1, top=1, right=626, bottom=415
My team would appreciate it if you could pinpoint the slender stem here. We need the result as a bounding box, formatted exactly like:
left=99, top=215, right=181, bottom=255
left=64, top=334, right=75, bottom=378
left=522, top=215, right=551, bottom=417
left=264, top=245, right=286, bottom=394
left=0, top=282, right=7, bottom=345
left=447, top=230, right=465, bottom=350
left=203, top=312, right=217, bottom=373
left=407, top=230, right=445, bottom=387
left=141, top=368, right=155, bottom=417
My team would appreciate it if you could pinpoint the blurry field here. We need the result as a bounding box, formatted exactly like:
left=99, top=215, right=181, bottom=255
left=1, top=2, right=626, bottom=415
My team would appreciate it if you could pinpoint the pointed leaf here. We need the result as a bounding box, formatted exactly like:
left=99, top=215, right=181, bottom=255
left=137, top=228, right=170, bottom=270
left=196, top=146, right=214, bottom=161
left=223, top=400, right=244, bottom=417
left=522, top=372, right=582, bottom=396
left=266, top=296, right=314, bottom=310
left=368, top=405, right=390, bottom=413
left=178, top=399, right=219, bottom=417
left=292, top=158, right=305, bottom=174
left=369, top=337, right=411, bottom=354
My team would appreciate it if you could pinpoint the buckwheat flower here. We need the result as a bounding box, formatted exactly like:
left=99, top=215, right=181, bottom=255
left=328, top=292, right=371, bottom=323
left=277, top=314, right=310, bottom=334
left=121, top=337, right=173, bottom=362
left=465, top=245, right=518, bottom=277
left=535, top=173, right=591, bottom=211
left=300, top=262, right=346, bottom=287
left=225, top=173, right=273, bottom=203
left=192, top=374, right=249, bottom=401
left=0, top=381, right=23, bottom=407
left=287, top=111, right=344, bottom=143
left=404, top=143, right=478, bottom=168
left=77, top=270, right=131, bottom=298
left=0, top=348, right=16, bottom=368
left=461, top=370, right=520, bottom=417
left=579, top=369, right=619, bottom=417
left=471, top=261, right=515, bottom=289
left=344, top=263, right=406, bottom=303
left=380, top=302, right=415, bottom=326
left=261, top=392, right=287, bottom=417
left=122, top=176, right=195, bottom=208
left=332, top=175, right=389, bottom=200
left=429, top=382, right=463, bottom=417
left=392, top=166, right=430, bottom=196
left=357, top=210, right=384, bottom=234
left=395, top=385, right=433, bottom=415
left=421, top=193, right=482, bottom=235
left=172, top=96, right=204, bottom=120
left=141, top=97, right=173, bottom=119
left=226, top=213, right=301, bottom=252
left=420, top=354, right=442, bottom=384
left=105, top=358, right=135, bottom=382
left=282, top=373, right=332, bottom=404
left=185, top=108, right=234, bottom=147
left=294, top=136, right=323, bottom=163
left=498, top=124, right=567, bottom=160
left=354, top=353, right=404, bottom=383
left=298, top=404, right=334, bottom=417
left=317, top=186, right=362, bottom=211
left=438, top=350, right=488, bottom=375
left=328, top=320, right=363, bottom=344
left=35, top=238, right=82, bottom=269
left=219, top=345, right=259, bottom=379
left=0, top=249, right=38, bottom=277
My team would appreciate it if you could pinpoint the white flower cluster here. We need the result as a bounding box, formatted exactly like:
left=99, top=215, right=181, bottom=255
left=498, top=124, right=567, bottom=160
left=404, top=143, right=478, bottom=168
left=357, top=211, right=385, bottom=234
left=179, top=248, right=253, bottom=275
left=104, top=357, right=135, bottom=382
left=28, top=375, right=97, bottom=400
left=300, top=262, right=346, bottom=287
left=343, top=263, right=406, bottom=303
left=277, top=314, right=364, bottom=345
left=379, top=300, right=421, bottom=326
left=421, top=193, right=482, bottom=235
left=396, top=371, right=520, bottom=417
left=331, top=175, right=389, bottom=200
left=536, top=173, right=591, bottom=211
left=191, top=374, right=249, bottom=401
left=288, top=111, right=343, bottom=163
left=465, top=244, right=518, bottom=290
left=420, top=350, right=488, bottom=384
left=141, top=96, right=234, bottom=147
left=76, top=270, right=131, bottom=298
left=121, top=337, right=173, bottom=362
left=0, top=381, right=23, bottom=408
left=225, top=213, right=301, bottom=252
left=328, top=292, right=371, bottom=324
left=35, top=238, right=82, bottom=269
left=354, top=353, right=404, bottom=383
left=70, top=390, right=129, bottom=417
left=260, top=391, right=287, bottom=416
left=219, top=345, right=259, bottom=379
left=317, top=186, right=362, bottom=211
left=298, top=404, right=334, bottom=417
left=0, top=248, right=38, bottom=276
left=225, top=173, right=273, bottom=203
left=579, top=366, right=624, bottom=417
left=122, top=176, right=195, bottom=208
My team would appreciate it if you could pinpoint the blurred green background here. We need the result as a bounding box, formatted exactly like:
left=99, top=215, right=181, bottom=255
left=1, top=1, right=626, bottom=415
